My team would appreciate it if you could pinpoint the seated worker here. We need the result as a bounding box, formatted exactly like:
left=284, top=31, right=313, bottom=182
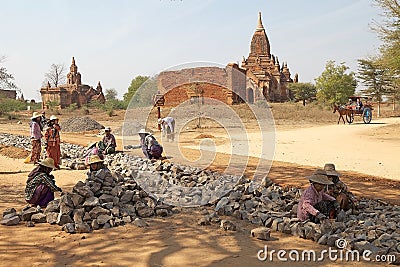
left=158, top=116, right=175, bottom=142
left=86, top=154, right=109, bottom=173
left=324, top=163, right=357, bottom=211
left=98, top=127, right=116, bottom=155
left=25, top=157, right=62, bottom=208
left=138, top=129, right=163, bottom=160
left=297, top=169, right=339, bottom=223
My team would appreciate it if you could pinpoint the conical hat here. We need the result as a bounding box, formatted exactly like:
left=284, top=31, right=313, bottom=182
left=306, top=169, right=333, bottom=185
left=38, top=158, right=56, bottom=169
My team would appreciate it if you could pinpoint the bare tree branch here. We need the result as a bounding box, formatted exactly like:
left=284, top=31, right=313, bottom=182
left=44, top=63, right=67, bottom=87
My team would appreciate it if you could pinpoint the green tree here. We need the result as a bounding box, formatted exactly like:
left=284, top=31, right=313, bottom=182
left=0, top=56, right=17, bottom=89
left=288, top=82, right=317, bottom=106
left=315, top=61, right=357, bottom=105
left=123, top=75, right=149, bottom=104
left=105, top=88, right=118, bottom=100
left=357, top=57, right=392, bottom=117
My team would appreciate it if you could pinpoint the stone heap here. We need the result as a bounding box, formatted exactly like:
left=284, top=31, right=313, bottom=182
left=0, top=133, right=400, bottom=263
left=60, top=116, right=104, bottom=132
left=1, top=167, right=172, bottom=233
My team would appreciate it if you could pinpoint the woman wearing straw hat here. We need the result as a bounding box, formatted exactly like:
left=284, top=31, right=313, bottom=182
left=25, top=157, right=62, bottom=208
left=138, top=129, right=163, bottom=159
left=86, top=154, right=110, bottom=174
left=44, top=115, right=61, bottom=169
left=29, top=112, right=43, bottom=164
left=297, top=169, right=339, bottom=223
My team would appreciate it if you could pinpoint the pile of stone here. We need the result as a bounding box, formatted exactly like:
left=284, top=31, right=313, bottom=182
left=1, top=132, right=400, bottom=263
left=1, top=166, right=172, bottom=233
left=61, top=116, right=104, bottom=132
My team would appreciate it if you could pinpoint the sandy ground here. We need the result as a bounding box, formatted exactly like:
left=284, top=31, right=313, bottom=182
left=0, top=115, right=399, bottom=266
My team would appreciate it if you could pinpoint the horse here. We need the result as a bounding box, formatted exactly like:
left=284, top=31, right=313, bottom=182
left=333, top=104, right=352, bottom=124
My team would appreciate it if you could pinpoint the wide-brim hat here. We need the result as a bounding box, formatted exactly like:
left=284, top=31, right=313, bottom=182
left=138, top=129, right=150, bottom=135
left=49, top=115, right=58, bottom=121
left=104, top=127, right=111, bottom=132
left=157, top=118, right=163, bottom=124
left=38, top=157, right=56, bottom=169
left=306, top=169, right=333, bottom=185
left=88, top=154, right=104, bottom=165
left=87, top=142, right=97, bottom=149
left=31, top=112, right=41, bottom=119
left=324, top=163, right=341, bottom=177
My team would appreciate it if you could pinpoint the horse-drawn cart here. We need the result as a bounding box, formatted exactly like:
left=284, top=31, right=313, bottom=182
left=333, top=96, right=373, bottom=124
left=345, top=96, right=373, bottom=124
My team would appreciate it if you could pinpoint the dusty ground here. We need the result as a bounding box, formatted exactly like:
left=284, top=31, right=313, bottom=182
left=0, top=108, right=399, bottom=266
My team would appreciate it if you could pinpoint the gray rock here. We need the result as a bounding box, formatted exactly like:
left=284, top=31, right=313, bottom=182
left=137, top=207, right=154, bottom=218
left=21, top=207, right=38, bottom=221
left=99, top=194, right=114, bottom=204
left=0, top=215, right=20, bottom=226
left=57, top=213, right=74, bottom=226
left=73, top=183, right=94, bottom=198
left=91, top=219, right=100, bottom=230
left=251, top=227, right=271, bottom=240
left=353, top=241, right=381, bottom=253
left=133, top=218, right=148, bottom=227
left=62, top=222, right=76, bottom=233
left=198, top=217, right=211, bottom=226
left=122, top=216, right=132, bottom=224
left=44, top=200, right=60, bottom=214
left=3, top=213, right=18, bottom=220
left=73, top=208, right=85, bottom=224
left=83, top=196, right=99, bottom=207
left=31, top=213, right=47, bottom=223
left=89, top=206, right=110, bottom=219
left=155, top=209, right=168, bottom=217
left=46, top=212, right=59, bottom=224
left=327, top=234, right=340, bottom=247
left=75, top=223, right=91, bottom=233
left=97, top=214, right=112, bottom=225
left=70, top=193, right=84, bottom=208
left=26, top=221, right=35, bottom=227
left=220, top=220, right=236, bottom=231
left=317, top=234, right=328, bottom=245
left=2, top=207, right=16, bottom=217
left=215, top=197, right=229, bottom=212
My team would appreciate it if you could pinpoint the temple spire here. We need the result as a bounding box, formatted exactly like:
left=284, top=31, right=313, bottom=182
left=256, top=11, right=264, bottom=31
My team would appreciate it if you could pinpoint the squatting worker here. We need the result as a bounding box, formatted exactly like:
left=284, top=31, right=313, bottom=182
left=25, top=157, right=62, bottom=208
left=29, top=112, right=42, bottom=164
left=98, top=127, right=116, bottom=154
left=138, top=129, right=163, bottom=159
left=297, top=169, right=339, bottom=223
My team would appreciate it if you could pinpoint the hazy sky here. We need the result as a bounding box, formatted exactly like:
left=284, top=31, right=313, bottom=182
left=0, top=0, right=383, bottom=100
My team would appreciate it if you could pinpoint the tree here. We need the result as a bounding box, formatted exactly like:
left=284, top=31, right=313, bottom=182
left=0, top=56, right=17, bottom=90
left=288, top=82, right=317, bottom=106
left=371, top=0, right=400, bottom=111
left=123, top=75, right=149, bottom=103
left=105, top=88, right=118, bottom=100
left=44, top=63, right=66, bottom=87
left=357, top=57, right=392, bottom=117
left=315, top=61, right=357, bottom=105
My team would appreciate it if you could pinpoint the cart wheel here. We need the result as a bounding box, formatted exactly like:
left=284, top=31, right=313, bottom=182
left=363, top=107, right=372, bottom=124
left=346, top=111, right=354, bottom=124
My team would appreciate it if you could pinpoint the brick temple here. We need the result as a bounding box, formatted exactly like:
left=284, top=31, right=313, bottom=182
left=157, top=12, right=297, bottom=106
left=40, top=57, right=105, bottom=109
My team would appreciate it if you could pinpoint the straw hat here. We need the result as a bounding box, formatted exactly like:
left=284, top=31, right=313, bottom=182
left=88, top=154, right=104, bottom=165
left=31, top=112, right=41, bottom=119
left=158, top=118, right=163, bottom=124
left=306, top=169, right=333, bottom=185
left=138, top=129, right=150, bottom=135
left=49, top=115, right=58, bottom=121
left=105, top=127, right=111, bottom=132
left=324, top=163, right=341, bottom=177
left=87, top=142, right=97, bottom=149
left=38, top=158, right=56, bottom=169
